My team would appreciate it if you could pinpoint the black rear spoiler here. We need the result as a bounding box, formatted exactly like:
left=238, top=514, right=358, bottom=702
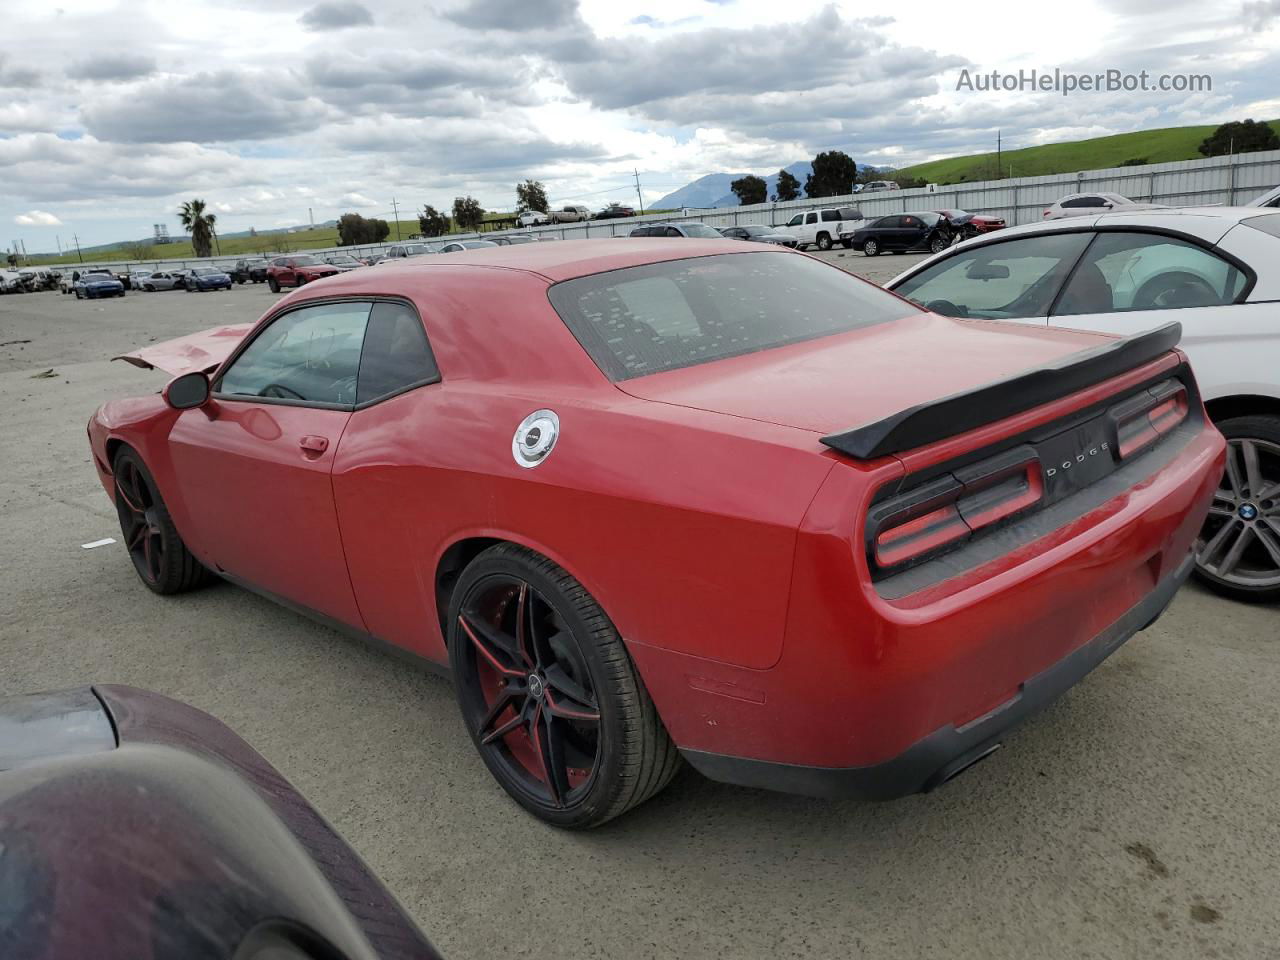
left=821, top=321, right=1183, bottom=460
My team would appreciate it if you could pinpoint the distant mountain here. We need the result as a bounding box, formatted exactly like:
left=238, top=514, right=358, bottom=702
left=655, top=162, right=812, bottom=209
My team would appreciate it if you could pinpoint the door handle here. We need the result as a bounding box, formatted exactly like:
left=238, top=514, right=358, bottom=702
left=299, top=435, right=329, bottom=455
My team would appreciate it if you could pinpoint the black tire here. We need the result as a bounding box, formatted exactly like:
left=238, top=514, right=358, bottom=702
left=75, top=289, right=83, bottom=299
left=841, top=239, right=853, bottom=249
left=268, top=276, right=280, bottom=293
left=448, top=543, right=681, bottom=828
left=296, top=275, right=307, bottom=286
left=930, top=233, right=950, bottom=254
left=111, top=446, right=213, bottom=595
left=864, top=238, right=880, bottom=257
left=816, top=232, right=833, bottom=251
left=1192, top=414, right=1280, bottom=604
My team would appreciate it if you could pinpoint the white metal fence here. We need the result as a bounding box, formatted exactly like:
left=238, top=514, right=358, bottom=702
left=40, top=149, right=1280, bottom=275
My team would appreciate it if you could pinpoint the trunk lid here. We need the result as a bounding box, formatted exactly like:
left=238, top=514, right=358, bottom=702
left=616, top=312, right=1117, bottom=439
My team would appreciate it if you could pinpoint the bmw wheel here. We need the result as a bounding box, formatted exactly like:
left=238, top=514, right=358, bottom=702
left=864, top=239, right=880, bottom=257
left=1194, top=416, right=1280, bottom=603
left=449, top=543, right=681, bottom=828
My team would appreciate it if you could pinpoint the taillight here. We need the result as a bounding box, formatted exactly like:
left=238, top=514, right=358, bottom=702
left=1110, top=380, right=1189, bottom=459
left=868, top=446, right=1044, bottom=572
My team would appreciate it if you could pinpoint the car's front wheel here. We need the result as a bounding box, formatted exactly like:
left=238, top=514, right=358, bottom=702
left=448, top=543, right=681, bottom=828
left=930, top=233, right=950, bottom=254
left=1194, top=416, right=1280, bottom=603
left=111, top=447, right=213, bottom=595
left=268, top=276, right=280, bottom=292
left=864, top=239, right=880, bottom=256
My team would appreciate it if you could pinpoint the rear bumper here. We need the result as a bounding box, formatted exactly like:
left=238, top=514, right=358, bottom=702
left=683, top=549, right=1194, bottom=799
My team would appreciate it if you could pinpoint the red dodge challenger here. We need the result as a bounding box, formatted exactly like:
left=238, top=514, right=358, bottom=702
left=89, top=239, right=1224, bottom=828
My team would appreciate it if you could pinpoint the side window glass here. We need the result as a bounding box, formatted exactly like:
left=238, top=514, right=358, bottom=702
left=217, top=302, right=371, bottom=405
left=894, top=232, right=1093, bottom=319
left=1055, top=231, right=1245, bottom=316
left=356, top=301, right=440, bottom=404
left=1060, top=197, right=1086, bottom=208
left=786, top=214, right=803, bottom=227
left=804, top=212, right=818, bottom=224
left=664, top=227, right=681, bottom=237
left=820, top=209, right=840, bottom=222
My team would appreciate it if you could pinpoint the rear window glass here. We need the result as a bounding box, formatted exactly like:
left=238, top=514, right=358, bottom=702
left=1243, top=213, right=1280, bottom=239
left=547, top=252, right=918, bottom=381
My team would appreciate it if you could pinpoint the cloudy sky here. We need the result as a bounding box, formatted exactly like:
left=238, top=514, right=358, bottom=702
left=2, top=0, right=1277, bottom=250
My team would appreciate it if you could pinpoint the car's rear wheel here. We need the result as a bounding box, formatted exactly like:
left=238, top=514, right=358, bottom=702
left=268, top=276, right=280, bottom=292
left=111, top=447, right=212, bottom=595
left=1194, top=416, right=1280, bottom=603
left=864, top=239, right=880, bottom=256
left=816, top=232, right=832, bottom=251
left=448, top=544, right=680, bottom=828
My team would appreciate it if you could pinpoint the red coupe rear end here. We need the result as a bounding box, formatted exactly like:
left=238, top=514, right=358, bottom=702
left=88, top=241, right=1224, bottom=823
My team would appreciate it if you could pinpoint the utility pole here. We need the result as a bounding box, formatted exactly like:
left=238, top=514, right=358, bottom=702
left=391, top=198, right=401, bottom=240
left=633, top=169, right=645, bottom=214
left=73, top=234, right=83, bottom=263
left=213, top=227, right=221, bottom=256
left=56, top=235, right=62, bottom=256
left=996, top=129, right=1002, bottom=180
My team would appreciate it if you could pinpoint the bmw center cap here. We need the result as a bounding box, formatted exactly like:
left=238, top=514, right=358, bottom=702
left=1239, top=503, right=1259, bottom=521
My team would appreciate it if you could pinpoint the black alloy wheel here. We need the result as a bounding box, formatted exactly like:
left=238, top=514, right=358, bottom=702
left=1194, top=416, right=1280, bottom=603
left=112, top=447, right=211, bottom=595
left=448, top=544, right=680, bottom=828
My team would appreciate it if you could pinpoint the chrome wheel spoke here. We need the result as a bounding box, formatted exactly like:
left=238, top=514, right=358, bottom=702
left=1198, top=519, right=1238, bottom=567
left=1218, top=524, right=1254, bottom=578
left=1223, top=444, right=1246, bottom=500
left=1241, top=440, right=1265, bottom=498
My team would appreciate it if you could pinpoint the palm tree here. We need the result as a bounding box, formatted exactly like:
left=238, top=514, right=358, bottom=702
left=178, top=199, right=218, bottom=258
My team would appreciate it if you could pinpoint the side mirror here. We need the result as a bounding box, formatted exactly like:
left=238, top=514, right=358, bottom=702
left=164, top=371, right=211, bottom=410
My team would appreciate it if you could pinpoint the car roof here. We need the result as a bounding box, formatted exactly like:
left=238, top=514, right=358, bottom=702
left=311, top=237, right=784, bottom=283
left=886, top=206, right=1279, bottom=286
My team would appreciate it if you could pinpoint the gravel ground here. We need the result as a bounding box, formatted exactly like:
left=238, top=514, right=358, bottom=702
left=1, top=259, right=1277, bottom=960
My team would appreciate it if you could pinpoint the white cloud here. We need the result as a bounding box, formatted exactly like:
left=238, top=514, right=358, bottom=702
left=339, top=192, right=378, bottom=207
left=14, top=210, right=63, bottom=226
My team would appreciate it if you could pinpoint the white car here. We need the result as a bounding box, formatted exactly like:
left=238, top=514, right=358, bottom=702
left=439, top=240, right=499, bottom=253
left=128, top=270, right=153, bottom=290
left=887, top=206, right=1280, bottom=602
left=1248, top=185, right=1280, bottom=208
left=517, top=210, right=551, bottom=227
left=777, top=206, right=864, bottom=250
left=1042, top=193, right=1166, bottom=220
left=859, top=181, right=901, bottom=193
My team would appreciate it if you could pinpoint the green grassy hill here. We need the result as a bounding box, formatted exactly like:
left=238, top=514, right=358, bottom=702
left=893, top=120, right=1280, bottom=185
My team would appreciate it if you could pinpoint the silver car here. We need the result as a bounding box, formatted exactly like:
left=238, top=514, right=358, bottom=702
left=138, top=270, right=185, bottom=291
left=439, top=240, right=500, bottom=252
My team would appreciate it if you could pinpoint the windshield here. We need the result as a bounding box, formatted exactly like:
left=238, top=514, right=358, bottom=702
left=742, top=226, right=769, bottom=236
left=192, top=268, right=219, bottom=276
left=677, top=223, right=722, bottom=238
left=329, top=256, right=359, bottom=265
left=548, top=252, right=917, bottom=381
left=291, top=256, right=321, bottom=266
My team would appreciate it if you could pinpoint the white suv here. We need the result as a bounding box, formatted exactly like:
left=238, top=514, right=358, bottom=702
left=777, top=206, right=864, bottom=250
left=888, top=207, right=1280, bottom=602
